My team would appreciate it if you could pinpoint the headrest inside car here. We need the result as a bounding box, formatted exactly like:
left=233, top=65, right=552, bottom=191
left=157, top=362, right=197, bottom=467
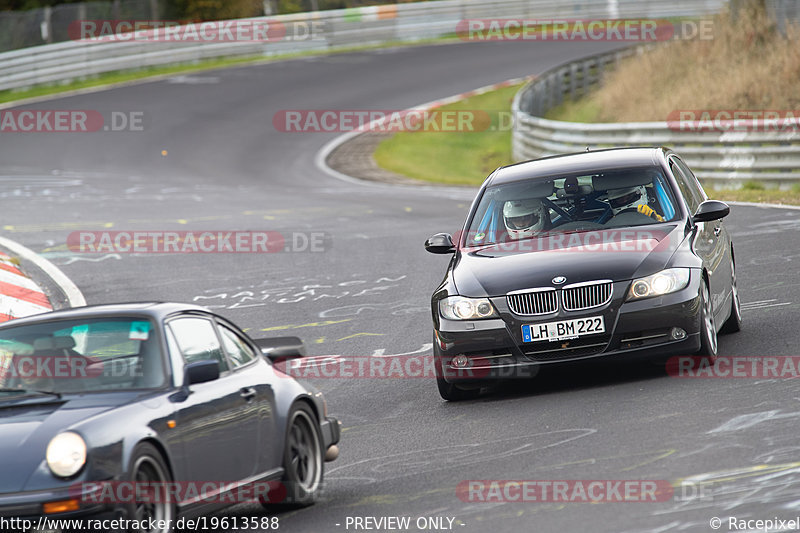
left=33, top=337, right=55, bottom=350
left=54, top=337, right=76, bottom=349
left=32, top=336, right=76, bottom=350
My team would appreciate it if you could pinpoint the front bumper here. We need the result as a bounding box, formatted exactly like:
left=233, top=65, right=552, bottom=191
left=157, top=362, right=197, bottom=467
left=0, top=484, right=123, bottom=524
left=319, top=416, right=341, bottom=462
left=435, top=275, right=703, bottom=383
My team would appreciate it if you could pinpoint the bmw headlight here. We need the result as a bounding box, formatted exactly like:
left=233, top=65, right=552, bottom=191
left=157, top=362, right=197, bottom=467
left=46, top=432, right=87, bottom=478
left=439, top=296, right=498, bottom=320
left=627, top=268, right=690, bottom=300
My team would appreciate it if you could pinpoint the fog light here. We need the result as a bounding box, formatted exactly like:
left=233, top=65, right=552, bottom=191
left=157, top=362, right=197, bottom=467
left=671, top=327, right=687, bottom=340
left=451, top=355, right=470, bottom=368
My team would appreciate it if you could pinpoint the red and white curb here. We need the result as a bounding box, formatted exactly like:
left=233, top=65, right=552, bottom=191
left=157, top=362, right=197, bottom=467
left=314, top=75, right=536, bottom=189
left=0, top=252, right=52, bottom=321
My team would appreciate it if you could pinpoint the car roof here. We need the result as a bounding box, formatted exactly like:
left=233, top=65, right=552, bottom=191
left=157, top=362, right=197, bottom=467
left=0, top=302, right=210, bottom=329
left=488, top=147, right=669, bottom=186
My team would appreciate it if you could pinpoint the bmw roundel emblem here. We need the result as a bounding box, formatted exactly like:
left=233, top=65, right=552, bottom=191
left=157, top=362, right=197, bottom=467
left=552, top=276, right=567, bottom=285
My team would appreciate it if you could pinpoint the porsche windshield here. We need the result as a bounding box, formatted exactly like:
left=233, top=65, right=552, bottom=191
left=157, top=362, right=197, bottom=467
left=0, top=317, right=165, bottom=394
left=465, top=167, right=680, bottom=247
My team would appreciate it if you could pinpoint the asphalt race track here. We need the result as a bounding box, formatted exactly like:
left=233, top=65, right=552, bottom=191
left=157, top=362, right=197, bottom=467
left=2, top=40, right=800, bottom=532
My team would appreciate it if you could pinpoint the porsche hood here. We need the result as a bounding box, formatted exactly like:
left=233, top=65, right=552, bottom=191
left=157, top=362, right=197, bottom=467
left=0, top=393, right=132, bottom=493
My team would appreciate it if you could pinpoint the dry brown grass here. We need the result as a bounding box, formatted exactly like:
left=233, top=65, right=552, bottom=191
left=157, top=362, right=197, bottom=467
left=594, top=3, right=800, bottom=122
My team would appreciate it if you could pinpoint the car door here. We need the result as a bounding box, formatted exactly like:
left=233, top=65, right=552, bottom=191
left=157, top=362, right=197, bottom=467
left=215, top=320, right=278, bottom=477
left=670, top=156, right=730, bottom=315
left=166, top=315, right=260, bottom=485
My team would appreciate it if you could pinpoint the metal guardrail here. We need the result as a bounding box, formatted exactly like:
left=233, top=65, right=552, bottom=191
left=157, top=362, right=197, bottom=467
left=512, top=47, right=800, bottom=187
left=0, top=0, right=725, bottom=93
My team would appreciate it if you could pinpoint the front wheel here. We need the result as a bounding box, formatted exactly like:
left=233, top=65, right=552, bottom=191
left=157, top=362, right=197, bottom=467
left=124, top=443, right=175, bottom=533
left=696, top=278, right=718, bottom=362
left=269, top=403, right=323, bottom=507
left=720, top=256, right=742, bottom=334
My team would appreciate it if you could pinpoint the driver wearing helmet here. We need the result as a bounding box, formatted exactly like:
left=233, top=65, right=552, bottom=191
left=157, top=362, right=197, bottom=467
left=607, top=185, right=664, bottom=222
left=503, top=198, right=546, bottom=240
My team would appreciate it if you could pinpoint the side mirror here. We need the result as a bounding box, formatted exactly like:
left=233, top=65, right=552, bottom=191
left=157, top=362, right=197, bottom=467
left=692, top=200, right=730, bottom=223
left=184, top=360, right=220, bottom=385
left=254, top=336, right=307, bottom=363
left=425, top=233, right=455, bottom=254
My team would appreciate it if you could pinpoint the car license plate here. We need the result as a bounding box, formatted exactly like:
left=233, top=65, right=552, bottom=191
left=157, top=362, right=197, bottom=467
left=522, top=316, right=605, bottom=343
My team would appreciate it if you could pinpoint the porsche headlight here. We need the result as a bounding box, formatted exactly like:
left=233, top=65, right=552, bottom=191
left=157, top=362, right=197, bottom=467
left=439, top=296, right=498, bottom=320
left=46, top=432, right=87, bottom=478
left=627, top=268, right=690, bottom=300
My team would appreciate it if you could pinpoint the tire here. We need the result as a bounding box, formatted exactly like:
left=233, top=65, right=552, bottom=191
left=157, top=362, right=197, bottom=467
left=434, top=342, right=480, bottom=402
left=269, top=403, right=323, bottom=508
left=696, top=278, right=718, bottom=362
left=720, top=256, right=742, bottom=334
left=124, top=443, right=175, bottom=533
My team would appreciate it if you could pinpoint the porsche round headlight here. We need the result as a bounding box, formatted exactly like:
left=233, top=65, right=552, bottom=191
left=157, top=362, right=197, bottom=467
left=46, top=432, right=87, bottom=478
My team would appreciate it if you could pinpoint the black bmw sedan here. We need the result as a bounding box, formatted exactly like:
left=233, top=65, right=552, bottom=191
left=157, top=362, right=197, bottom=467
left=425, top=147, right=741, bottom=401
left=0, top=302, right=340, bottom=531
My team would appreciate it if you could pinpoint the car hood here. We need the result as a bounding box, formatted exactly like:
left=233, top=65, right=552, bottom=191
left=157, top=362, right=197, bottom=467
left=0, top=392, right=136, bottom=493
left=453, top=225, right=683, bottom=297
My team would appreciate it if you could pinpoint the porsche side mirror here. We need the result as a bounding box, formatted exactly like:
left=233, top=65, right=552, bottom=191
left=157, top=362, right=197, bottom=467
left=692, top=200, right=730, bottom=223
left=185, top=360, right=220, bottom=385
left=425, top=233, right=455, bottom=254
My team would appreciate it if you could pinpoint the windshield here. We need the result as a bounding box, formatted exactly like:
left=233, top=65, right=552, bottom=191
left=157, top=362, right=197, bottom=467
left=0, top=317, right=166, bottom=394
left=464, top=166, right=680, bottom=247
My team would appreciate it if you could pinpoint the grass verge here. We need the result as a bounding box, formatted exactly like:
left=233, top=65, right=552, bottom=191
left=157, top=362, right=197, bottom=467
left=543, top=96, right=602, bottom=123
left=373, top=84, right=520, bottom=186
left=701, top=182, right=800, bottom=205
left=371, top=80, right=800, bottom=205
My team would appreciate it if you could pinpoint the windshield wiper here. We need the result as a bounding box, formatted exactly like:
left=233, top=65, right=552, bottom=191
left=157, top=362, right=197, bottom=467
left=0, top=387, right=61, bottom=399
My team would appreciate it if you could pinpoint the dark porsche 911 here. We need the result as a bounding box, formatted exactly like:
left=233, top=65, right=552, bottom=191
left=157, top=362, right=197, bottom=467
left=0, top=302, right=340, bottom=531
left=425, top=147, right=741, bottom=401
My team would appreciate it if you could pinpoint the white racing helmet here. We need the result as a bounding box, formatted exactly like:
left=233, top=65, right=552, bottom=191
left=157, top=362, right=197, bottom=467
left=503, top=199, right=546, bottom=240
left=607, top=185, right=648, bottom=215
